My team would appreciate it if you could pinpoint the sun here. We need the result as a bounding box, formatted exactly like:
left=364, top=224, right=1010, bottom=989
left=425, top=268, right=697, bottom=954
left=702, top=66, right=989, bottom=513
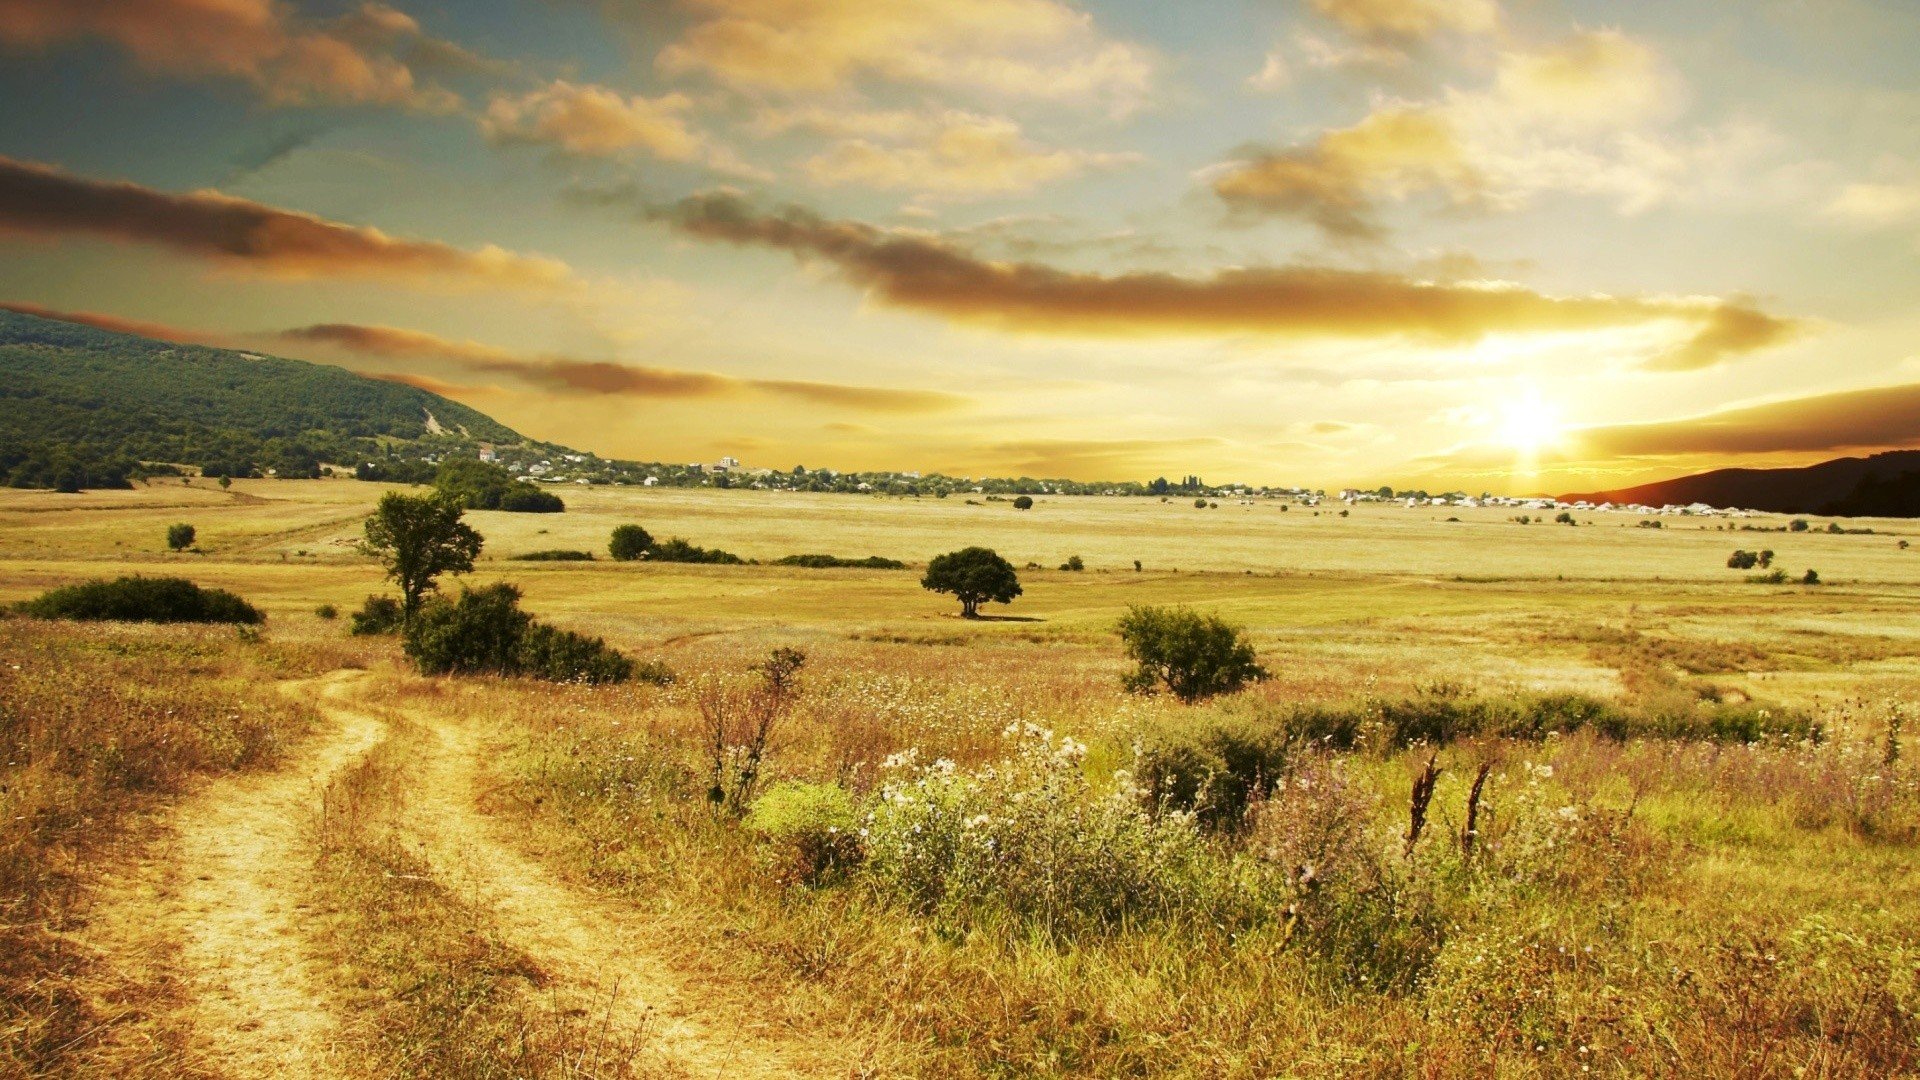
left=1495, top=393, right=1566, bottom=455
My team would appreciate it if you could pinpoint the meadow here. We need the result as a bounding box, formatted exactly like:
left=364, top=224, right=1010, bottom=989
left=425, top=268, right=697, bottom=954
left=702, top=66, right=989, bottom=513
left=2, top=476, right=1918, bottom=1077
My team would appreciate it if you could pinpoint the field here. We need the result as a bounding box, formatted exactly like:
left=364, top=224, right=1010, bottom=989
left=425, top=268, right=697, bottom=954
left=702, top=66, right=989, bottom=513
left=3, top=477, right=1918, bottom=1078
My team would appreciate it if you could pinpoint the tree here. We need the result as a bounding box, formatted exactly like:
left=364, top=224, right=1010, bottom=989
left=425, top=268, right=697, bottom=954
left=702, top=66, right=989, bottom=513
left=921, top=546, right=1022, bottom=618
left=1013, top=495, right=1033, bottom=510
left=609, top=523, right=654, bottom=561
left=363, top=492, right=483, bottom=622
left=166, top=523, right=196, bottom=551
left=1117, top=605, right=1268, bottom=702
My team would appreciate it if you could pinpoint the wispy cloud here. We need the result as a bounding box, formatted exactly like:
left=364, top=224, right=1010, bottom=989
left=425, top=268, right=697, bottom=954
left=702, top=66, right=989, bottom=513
left=0, top=156, right=576, bottom=291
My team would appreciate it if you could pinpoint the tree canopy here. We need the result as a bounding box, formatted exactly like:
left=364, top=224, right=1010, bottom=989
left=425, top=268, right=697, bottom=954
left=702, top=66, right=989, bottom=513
left=1117, top=605, right=1268, bottom=702
left=921, top=547, right=1022, bottom=618
left=363, top=492, right=483, bottom=620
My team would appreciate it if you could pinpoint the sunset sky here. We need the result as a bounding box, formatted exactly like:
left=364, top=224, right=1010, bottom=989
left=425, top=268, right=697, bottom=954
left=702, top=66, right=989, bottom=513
left=2, top=0, right=1917, bottom=491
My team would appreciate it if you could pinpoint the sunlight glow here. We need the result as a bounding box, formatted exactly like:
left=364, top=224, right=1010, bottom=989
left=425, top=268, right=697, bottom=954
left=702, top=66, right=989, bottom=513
left=1496, top=392, right=1566, bottom=456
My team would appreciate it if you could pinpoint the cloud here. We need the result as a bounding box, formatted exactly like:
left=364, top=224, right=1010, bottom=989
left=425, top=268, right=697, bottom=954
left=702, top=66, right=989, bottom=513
left=0, top=299, right=215, bottom=343
left=482, top=81, right=706, bottom=160
left=1641, top=303, right=1801, bottom=373
left=799, top=112, right=1137, bottom=198
left=1825, top=180, right=1920, bottom=228
left=1214, top=106, right=1476, bottom=239
left=273, top=321, right=967, bottom=412
left=1308, top=0, right=1499, bottom=42
left=0, top=0, right=469, bottom=110
left=0, top=156, right=576, bottom=291
left=366, top=370, right=502, bottom=396
left=653, top=191, right=1793, bottom=368
left=655, top=0, right=1155, bottom=115
left=1571, top=383, right=1920, bottom=458
left=1213, top=29, right=1686, bottom=238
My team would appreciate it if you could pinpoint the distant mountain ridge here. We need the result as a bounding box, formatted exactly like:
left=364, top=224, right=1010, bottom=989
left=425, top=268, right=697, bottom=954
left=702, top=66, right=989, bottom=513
left=0, top=308, right=527, bottom=489
left=1560, top=450, right=1920, bottom=515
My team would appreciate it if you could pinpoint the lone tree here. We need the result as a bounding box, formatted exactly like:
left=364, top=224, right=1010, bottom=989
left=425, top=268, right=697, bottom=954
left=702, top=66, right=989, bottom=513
left=363, top=492, right=483, bottom=622
left=1117, top=604, right=1268, bottom=702
left=166, top=523, right=196, bottom=551
left=1012, top=495, right=1034, bottom=510
left=609, top=523, right=654, bottom=561
left=921, top=546, right=1022, bottom=618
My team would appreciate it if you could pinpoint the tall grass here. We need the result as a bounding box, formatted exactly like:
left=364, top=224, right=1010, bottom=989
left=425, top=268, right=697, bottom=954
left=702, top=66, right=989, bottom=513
left=0, top=619, right=315, bottom=1075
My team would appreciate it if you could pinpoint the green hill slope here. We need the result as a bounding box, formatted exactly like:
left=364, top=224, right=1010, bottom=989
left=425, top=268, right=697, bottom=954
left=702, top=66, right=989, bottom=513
left=0, top=309, right=526, bottom=489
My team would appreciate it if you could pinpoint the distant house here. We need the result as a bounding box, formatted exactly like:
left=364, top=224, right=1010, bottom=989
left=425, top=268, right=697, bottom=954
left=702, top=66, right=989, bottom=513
left=642, top=476, right=659, bottom=487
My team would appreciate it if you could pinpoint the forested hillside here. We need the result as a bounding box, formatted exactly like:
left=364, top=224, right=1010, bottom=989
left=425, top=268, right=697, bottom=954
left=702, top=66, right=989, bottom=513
left=0, top=309, right=524, bottom=490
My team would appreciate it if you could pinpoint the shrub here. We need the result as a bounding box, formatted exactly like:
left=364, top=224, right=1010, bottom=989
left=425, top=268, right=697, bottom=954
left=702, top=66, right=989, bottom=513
left=1194, top=498, right=1208, bottom=509
left=18, top=576, right=263, bottom=624
left=315, top=603, right=339, bottom=620
left=350, top=594, right=404, bottom=636
left=1803, top=568, right=1821, bottom=585
left=166, top=522, right=196, bottom=551
left=864, top=725, right=1209, bottom=933
left=1728, top=549, right=1759, bottom=570
left=1059, top=555, right=1085, bottom=571
left=1747, top=569, right=1789, bottom=584
left=921, top=546, right=1022, bottom=618
left=1135, top=714, right=1293, bottom=831
left=1789, top=518, right=1809, bottom=532
left=1012, top=495, right=1033, bottom=510
left=511, top=549, right=595, bottom=561
left=746, top=782, right=863, bottom=886
left=515, top=622, right=634, bottom=684
left=1554, top=511, right=1575, bottom=525
left=405, top=583, right=531, bottom=677
left=1117, top=605, right=1268, bottom=702
left=649, top=538, right=745, bottom=564
left=403, top=582, right=636, bottom=683
left=774, top=554, right=907, bottom=569
left=608, top=524, right=653, bottom=561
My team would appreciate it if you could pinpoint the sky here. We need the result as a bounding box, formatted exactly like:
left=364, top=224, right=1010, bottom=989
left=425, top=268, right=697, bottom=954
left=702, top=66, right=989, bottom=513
left=1, top=0, right=1917, bottom=493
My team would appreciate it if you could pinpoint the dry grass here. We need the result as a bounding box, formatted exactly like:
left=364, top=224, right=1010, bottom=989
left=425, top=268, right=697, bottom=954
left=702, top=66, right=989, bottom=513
left=0, top=619, right=318, bottom=1077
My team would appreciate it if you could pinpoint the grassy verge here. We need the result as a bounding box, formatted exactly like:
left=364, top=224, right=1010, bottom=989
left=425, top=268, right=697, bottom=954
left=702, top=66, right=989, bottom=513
left=305, top=710, right=657, bottom=1079
left=426, top=658, right=1920, bottom=1078
left=0, top=618, right=320, bottom=1076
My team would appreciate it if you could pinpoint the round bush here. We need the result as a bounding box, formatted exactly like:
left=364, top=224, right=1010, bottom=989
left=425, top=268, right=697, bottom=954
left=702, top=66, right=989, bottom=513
left=19, top=576, right=263, bottom=624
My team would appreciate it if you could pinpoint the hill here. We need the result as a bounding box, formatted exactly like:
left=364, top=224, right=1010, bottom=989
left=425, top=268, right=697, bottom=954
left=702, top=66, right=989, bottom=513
left=1561, top=449, right=1920, bottom=515
left=0, top=308, right=525, bottom=490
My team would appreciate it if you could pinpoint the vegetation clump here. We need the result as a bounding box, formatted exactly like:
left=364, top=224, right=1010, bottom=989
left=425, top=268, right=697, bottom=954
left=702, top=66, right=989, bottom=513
left=1117, top=604, right=1268, bottom=702
left=608, top=524, right=653, bottom=561
left=745, top=782, right=862, bottom=886
left=349, top=594, right=404, bottom=636
left=17, top=575, right=262, bottom=624
left=648, top=538, right=745, bottom=564
left=774, top=553, right=906, bottom=569
left=1134, top=714, right=1293, bottom=831
left=403, top=582, right=634, bottom=683
left=510, top=549, right=595, bottom=561
left=1012, top=495, right=1033, bottom=510
left=433, top=459, right=564, bottom=513
left=921, top=546, right=1022, bottom=618
left=166, top=522, right=195, bottom=551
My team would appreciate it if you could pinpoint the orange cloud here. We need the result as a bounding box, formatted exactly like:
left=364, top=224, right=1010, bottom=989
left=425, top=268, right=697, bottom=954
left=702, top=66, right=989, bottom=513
left=1214, top=30, right=1683, bottom=238
left=0, top=300, right=215, bottom=343
left=1214, top=106, right=1474, bottom=239
left=800, top=111, right=1137, bottom=198
left=481, top=81, right=707, bottom=160
left=655, top=191, right=1795, bottom=367
left=274, top=322, right=967, bottom=413
left=1573, top=383, right=1920, bottom=458
left=655, top=0, right=1155, bottom=114
left=0, top=156, right=576, bottom=291
left=0, top=0, right=466, bottom=110
left=1309, top=0, right=1498, bottom=41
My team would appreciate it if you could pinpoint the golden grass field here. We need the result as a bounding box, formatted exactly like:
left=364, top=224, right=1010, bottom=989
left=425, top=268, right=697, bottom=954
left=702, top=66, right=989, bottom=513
left=3, top=477, right=1918, bottom=1078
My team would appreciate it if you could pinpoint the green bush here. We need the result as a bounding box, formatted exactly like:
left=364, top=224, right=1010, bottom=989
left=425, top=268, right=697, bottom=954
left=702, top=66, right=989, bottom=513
left=18, top=576, right=262, bottom=624
left=510, top=549, right=595, bottom=561
left=746, top=782, right=863, bottom=885
left=1135, top=715, right=1293, bottom=831
left=1012, top=495, right=1033, bottom=510
left=608, top=524, right=653, bottom=561
left=1117, top=605, right=1268, bottom=701
left=433, top=459, right=563, bottom=513
left=1059, top=555, right=1085, bottom=571
left=166, top=522, right=196, bottom=551
left=774, top=553, right=906, bottom=569
left=1728, top=549, right=1759, bottom=570
left=349, top=595, right=404, bottom=636
left=402, top=582, right=636, bottom=683
left=648, top=538, right=745, bottom=564
left=405, top=583, right=530, bottom=677
left=315, top=603, right=339, bottom=620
